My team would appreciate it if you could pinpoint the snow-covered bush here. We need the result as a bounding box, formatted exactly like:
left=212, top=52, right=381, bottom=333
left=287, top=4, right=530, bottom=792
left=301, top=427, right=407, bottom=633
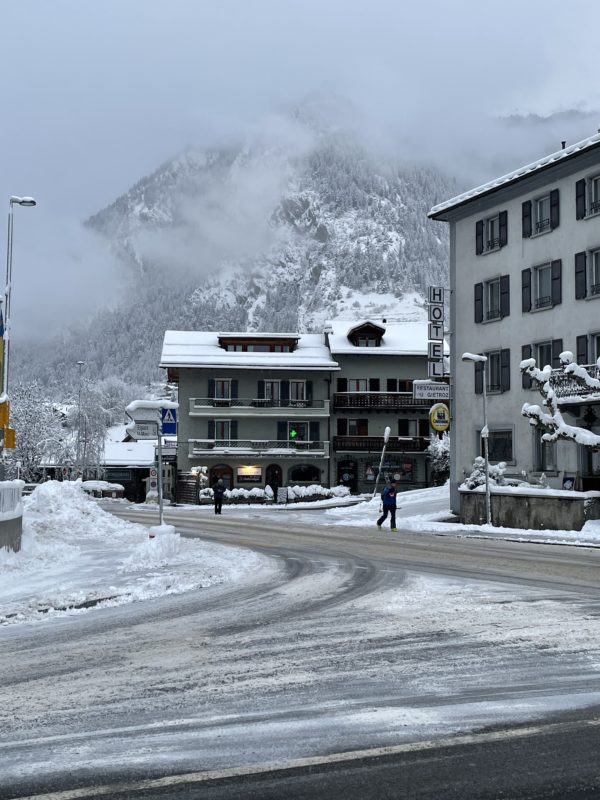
left=286, top=484, right=350, bottom=502
left=461, top=457, right=507, bottom=490
left=426, top=431, right=450, bottom=484
left=198, top=484, right=349, bottom=504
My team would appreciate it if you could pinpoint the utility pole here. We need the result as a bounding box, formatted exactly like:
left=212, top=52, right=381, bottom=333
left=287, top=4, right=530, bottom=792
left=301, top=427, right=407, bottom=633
left=76, top=361, right=85, bottom=477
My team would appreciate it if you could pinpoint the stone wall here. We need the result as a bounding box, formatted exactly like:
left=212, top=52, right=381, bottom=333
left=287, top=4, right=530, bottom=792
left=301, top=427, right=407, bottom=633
left=459, top=488, right=600, bottom=531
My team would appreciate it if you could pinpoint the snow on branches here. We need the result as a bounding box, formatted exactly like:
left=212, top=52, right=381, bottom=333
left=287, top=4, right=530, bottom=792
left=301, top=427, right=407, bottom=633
left=520, top=351, right=600, bottom=449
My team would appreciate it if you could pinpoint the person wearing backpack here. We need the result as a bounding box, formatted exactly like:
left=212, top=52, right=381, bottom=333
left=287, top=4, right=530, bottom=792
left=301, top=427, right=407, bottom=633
left=377, top=479, right=398, bottom=531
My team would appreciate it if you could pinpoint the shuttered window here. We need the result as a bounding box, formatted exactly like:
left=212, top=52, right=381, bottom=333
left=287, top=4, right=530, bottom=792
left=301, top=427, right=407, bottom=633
left=522, top=200, right=532, bottom=238
left=522, top=344, right=532, bottom=389
left=575, top=251, right=587, bottom=299
left=576, top=179, right=587, bottom=220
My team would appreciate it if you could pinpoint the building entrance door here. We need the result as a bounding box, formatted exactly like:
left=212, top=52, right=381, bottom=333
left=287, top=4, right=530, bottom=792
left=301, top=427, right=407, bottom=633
left=265, top=463, right=283, bottom=493
left=209, top=464, right=233, bottom=489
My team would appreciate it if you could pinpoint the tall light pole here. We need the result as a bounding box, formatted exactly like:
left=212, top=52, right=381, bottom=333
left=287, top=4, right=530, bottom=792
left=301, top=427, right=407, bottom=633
left=462, top=353, right=491, bottom=526
left=1, top=196, right=36, bottom=477
left=76, top=361, right=85, bottom=477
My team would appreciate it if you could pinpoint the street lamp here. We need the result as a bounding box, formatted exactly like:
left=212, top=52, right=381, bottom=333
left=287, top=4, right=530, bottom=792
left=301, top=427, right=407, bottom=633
left=462, top=352, right=491, bottom=525
left=76, top=361, right=85, bottom=476
left=4, top=195, right=37, bottom=397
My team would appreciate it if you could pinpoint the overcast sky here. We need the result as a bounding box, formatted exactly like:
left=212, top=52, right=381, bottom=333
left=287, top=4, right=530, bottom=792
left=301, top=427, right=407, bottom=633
left=2, top=0, right=600, bottom=339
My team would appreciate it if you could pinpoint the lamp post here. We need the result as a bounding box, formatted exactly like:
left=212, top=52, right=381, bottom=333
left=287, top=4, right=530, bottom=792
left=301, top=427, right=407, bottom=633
left=462, top=353, right=491, bottom=525
left=1, top=196, right=36, bottom=477
left=76, top=361, right=85, bottom=477
left=4, top=196, right=36, bottom=397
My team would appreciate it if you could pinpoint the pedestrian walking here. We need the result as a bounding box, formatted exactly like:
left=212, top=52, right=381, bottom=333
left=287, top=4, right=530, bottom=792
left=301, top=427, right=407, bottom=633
left=377, top=479, right=398, bottom=531
left=213, top=477, right=225, bottom=515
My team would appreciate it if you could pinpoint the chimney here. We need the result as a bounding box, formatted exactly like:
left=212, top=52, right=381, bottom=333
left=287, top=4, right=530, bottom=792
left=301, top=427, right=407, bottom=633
left=561, top=140, right=566, bottom=149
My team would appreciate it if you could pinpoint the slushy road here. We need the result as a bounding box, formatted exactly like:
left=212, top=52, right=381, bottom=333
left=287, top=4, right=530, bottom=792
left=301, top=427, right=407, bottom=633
left=3, top=507, right=600, bottom=799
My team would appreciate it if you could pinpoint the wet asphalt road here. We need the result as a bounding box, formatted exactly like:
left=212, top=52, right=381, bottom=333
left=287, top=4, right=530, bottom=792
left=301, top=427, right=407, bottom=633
left=3, top=508, right=600, bottom=800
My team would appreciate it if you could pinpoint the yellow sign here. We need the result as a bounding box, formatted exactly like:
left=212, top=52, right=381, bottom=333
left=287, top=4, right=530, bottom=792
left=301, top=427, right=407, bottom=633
left=430, top=402, right=451, bottom=432
left=0, top=400, right=9, bottom=427
left=4, top=427, right=16, bottom=449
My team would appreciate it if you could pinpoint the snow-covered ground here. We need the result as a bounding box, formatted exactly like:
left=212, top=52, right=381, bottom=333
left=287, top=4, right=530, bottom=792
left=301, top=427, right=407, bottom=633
left=0, top=481, right=268, bottom=626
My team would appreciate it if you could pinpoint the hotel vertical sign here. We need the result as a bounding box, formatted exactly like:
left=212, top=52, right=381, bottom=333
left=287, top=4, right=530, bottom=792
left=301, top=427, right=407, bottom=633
left=427, top=286, right=445, bottom=378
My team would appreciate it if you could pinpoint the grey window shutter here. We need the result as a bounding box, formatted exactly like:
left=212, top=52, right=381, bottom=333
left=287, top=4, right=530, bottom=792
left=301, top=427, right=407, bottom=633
left=575, top=252, right=587, bottom=299
left=499, top=210, right=508, bottom=247
left=230, top=420, right=238, bottom=440
left=398, top=419, right=409, bottom=436
left=551, top=339, right=563, bottom=368
left=369, top=378, right=380, bottom=391
left=474, top=360, right=484, bottom=395
left=521, top=344, right=532, bottom=389
left=551, top=259, right=562, bottom=306
left=500, top=349, right=510, bottom=392
left=550, top=189, right=560, bottom=229
left=418, top=418, right=430, bottom=437
left=474, top=282, right=483, bottom=323
left=208, top=378, right=215, bottom=398
left=337, top=377, right=347, bottom=392
left=337, top=418, right=347, bottom=435
left=522, top=200, right=532, bottom=237
left=230, top=380, right=238, bottom=399
left=576, top=179, right=586, bottom=220
left=277, top=421, right=287, bottom=440
left=500, top=275, right=510, bottom=317
left=257, top=380, right=265, bottom=399
left=522, top=268, right=531, bottom=312
left=208, top=419, right=215, bottom=439
left=309, top=421, right=320, bottom=441
left=577, top=335, right=589, bottom=365
left=306, top=380, right=313, bottom=400
left=387, top=378, right=397, bottom=391
left=280, top=380, right=290, bottom=400
left=476, top=220, right=484, bottom=255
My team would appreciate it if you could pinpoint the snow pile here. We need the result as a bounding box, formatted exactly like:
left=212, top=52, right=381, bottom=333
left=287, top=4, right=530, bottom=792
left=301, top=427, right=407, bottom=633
left=0, top=481, right=269, bottom=625
left=287, top=484, right=350, bottom=500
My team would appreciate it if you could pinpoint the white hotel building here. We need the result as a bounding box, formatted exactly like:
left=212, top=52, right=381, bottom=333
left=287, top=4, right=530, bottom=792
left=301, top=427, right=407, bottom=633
left=429, top=132, right=600, bottom=513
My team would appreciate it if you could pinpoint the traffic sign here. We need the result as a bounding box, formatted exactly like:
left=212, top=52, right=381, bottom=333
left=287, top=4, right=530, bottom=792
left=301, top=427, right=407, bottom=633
left=129, top=422, right=158, bottom=440
left=161, top=407, right=177, bottom=435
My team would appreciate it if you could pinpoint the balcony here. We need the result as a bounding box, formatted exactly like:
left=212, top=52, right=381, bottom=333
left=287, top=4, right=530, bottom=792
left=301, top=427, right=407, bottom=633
left=333, top=436, right=428, bottom=453
left=188, top=439, right=329, bottom=458
left=550, top=364, right=600, bottom=403
left=189, top=398, right=329, bottom=417
left=333, top=392, right=432, bottom=411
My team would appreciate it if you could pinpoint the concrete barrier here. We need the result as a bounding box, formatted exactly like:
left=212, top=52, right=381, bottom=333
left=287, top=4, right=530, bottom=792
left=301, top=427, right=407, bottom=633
left=459, top=486, right=600, bottom=531
left=0, top=480, right=24, bottom=552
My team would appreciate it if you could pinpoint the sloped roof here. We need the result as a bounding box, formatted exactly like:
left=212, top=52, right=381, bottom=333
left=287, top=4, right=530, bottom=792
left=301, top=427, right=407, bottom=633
left=160, top=331, right=339, bottom=371
left=327, top=319, right=440, bottom=356
left=429, top=132, right=600, bottom=220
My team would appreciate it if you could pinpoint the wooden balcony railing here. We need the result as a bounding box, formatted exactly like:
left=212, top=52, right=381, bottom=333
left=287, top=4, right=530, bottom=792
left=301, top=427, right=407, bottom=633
left=333, top=392, right=432, bottom=410
left=333, top=436, right=428, bottom=452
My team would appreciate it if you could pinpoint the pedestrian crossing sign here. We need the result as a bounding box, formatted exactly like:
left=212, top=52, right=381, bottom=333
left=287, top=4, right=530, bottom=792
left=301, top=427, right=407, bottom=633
left=161, top=407, right=178, bottom=434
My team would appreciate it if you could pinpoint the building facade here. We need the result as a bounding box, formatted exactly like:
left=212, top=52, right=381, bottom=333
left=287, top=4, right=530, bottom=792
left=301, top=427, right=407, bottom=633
left=429, top=132, right=600, bottom=512
left=328, top=320, right=433, bottom=493
left=161, top=320, right=440, bottom=496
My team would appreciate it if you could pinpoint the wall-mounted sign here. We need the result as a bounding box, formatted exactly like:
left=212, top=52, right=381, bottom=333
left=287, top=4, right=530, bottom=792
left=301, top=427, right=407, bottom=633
left=237, top=465, right=262, bottom=483
left=425, top=286, right=448, bottom=387
left=430, top=402, right=451, bottom=432
left=413, top=381, right=450, bottom=400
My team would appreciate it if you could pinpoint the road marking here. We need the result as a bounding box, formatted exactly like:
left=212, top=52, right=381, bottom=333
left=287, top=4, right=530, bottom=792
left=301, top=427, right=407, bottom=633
left=15, top=718, right=600, bottom=800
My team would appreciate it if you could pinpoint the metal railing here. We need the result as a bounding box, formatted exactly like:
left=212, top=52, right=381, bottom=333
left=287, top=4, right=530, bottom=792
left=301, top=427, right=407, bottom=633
left=486, top=238, right=500, bottom=250
left=333, top=392, right=432, bottom=410
left=551, top=363, right=600, bottom=399
left=191, top=397, right=325, bottom=409
left=333, top=436, right=428, bottom=452
left=189, top=439, right=328, bottom=456
left=486, top=307, right=501, bottom=320
left=535, top=295, right=552, bottom=309
left=535, top=218, right=550, bottom=233
left=591, top=283, right=600, bottom=296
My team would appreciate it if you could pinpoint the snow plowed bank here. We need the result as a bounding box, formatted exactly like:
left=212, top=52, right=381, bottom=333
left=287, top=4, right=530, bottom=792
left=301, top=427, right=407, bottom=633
left=0, top=481, right=267, bottom=625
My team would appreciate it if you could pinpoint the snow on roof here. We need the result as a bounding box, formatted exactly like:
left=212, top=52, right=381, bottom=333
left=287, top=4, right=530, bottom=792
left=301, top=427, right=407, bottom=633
left=429, top=132, right=600, bottom=219
left=104, top=437, right=157, bottom=467
left=160, top=331, right=339, bottom=371
left=327, top=319, right=445, bottom=356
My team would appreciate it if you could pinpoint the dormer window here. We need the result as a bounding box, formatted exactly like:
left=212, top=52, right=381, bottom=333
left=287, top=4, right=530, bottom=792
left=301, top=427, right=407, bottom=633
left=347, top=322, right=385, bottom=347
left=219, top=336, right=297, bottom=352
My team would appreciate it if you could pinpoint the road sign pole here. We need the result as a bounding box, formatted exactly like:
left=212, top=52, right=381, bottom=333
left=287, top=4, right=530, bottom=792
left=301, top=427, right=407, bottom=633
left=157, top=416, right=164, bottom=527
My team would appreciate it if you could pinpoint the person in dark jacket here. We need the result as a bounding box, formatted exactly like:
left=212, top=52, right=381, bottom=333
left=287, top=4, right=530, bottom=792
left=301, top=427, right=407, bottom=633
left=377, top=480, right=398, bottom=531
left=213, top=478, right=225, bottom=515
